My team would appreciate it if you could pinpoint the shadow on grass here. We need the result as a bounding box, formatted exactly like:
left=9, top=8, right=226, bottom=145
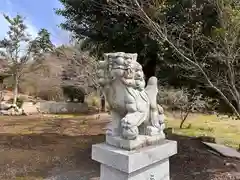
left=0, top=133, right=105, bottom=180
left=168, top=134, right=240, bottom=180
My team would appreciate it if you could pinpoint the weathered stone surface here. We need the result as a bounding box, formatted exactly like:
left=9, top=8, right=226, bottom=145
left=92, top=140, right=177, bottom=173
left=0, top=101, right=89, bottom=115
left=100, top=160, right=170, bottom=180
left=0, top=102, right=25, bottom=116
left=21, top=102, right=40, bottom=115
left=98, top=52, right=165, bottom=143
left=38, top=101, right=88, bottom=114
left=203, top=142, right=240, bottom=159
left=0, top=102, right=12, bottom=110
left=92, top=140, right=177, bottom=180
left=106, top=135, right=166, bottom=151
left=197, top=136, right=216, bottom=143
left=92, top=52, right=178, bottom=180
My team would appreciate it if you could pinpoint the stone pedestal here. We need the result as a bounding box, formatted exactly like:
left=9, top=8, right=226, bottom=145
left=92, top=140, right=177, bottom=180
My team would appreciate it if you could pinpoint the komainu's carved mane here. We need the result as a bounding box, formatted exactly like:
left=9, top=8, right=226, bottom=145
left=98, top=52, right=145, bottom=90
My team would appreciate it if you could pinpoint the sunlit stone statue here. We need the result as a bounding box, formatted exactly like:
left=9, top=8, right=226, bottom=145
left=92, top=52, right=177, bottom=180
left=97, top=52, right=165, bottom=150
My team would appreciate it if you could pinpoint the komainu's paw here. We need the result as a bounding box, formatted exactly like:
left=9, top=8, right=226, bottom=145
left=122, top=126, right=139, bottom=140
left=106, top=121, right=120, bottom=136
left=146, top=126, right=159, bottom=136
left=106, top=128, right=113, bottom=136
left=146, top=126, right=165, bottom=138
left=121, top=117, right=131, bottom=129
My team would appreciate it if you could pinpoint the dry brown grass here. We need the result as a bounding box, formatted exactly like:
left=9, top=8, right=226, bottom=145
left=0, top=114, right=109, bottom=180
left=0, top=113, right=239, bottom=180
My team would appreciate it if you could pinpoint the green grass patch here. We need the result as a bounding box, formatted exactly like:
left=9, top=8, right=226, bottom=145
left=15, top=177, right=43, bottom=180
left=166, top=114, right=240, bottom=149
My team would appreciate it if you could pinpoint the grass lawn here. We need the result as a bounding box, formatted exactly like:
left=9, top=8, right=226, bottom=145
left=0, top=113, right=239, bottom=180
left=166, top=113, right=240, bottom=149
left=48, top=112, right=240, bottom=149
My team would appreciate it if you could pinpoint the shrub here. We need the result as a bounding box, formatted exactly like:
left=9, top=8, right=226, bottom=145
left=158, top=86, right=213, bottom=112
left=19, top=74, right=64, bottom=101
left=7, top=96, right=25, bottom=108
left=37, top=86, right=64, bottom=101
left=62, top=85, right=85, bottom=103
left=157, top=87, right=189, bottom=111
left=86, top=93, right=101, bottom=107
left=158, top=86, right=216, bottom=128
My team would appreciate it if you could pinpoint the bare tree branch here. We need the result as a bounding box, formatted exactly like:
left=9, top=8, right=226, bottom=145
left=105, top=0, right=240, bottom=118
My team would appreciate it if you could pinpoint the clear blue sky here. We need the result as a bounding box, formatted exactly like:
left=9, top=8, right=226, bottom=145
left=0, top=0, right=70, bottom=45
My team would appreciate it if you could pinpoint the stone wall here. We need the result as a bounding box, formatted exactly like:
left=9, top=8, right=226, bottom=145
left=21, top=102, right=40, bottom=115
left=22, top=101, right=88, bottom=114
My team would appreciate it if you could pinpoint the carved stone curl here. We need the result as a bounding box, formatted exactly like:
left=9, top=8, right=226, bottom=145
left=98, top=52, right=165, bottom=149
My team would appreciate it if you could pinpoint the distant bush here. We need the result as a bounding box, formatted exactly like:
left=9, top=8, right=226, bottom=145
left=157, top=86, right=215, bottom=113
left=7, top=96, right=25, bottom=108
left=62, top=85, right=85, bottom=103
left=37, top=85, right=64, bottom=101
left=17, top=70, right=64, bottom=101
left=158, top=87, right=189, bottom=111
left=86, top=92, right=101, bottom=108
left=158, top=86, right=217, bottom=128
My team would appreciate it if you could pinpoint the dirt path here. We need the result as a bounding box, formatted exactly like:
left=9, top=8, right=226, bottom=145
left=0, top=114, right=239, bottom=180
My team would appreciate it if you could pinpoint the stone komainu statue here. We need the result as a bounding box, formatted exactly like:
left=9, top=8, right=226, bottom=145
left=98, top=52, right=165, bottom=141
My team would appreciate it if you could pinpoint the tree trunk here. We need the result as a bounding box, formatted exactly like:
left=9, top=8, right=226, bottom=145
left=0, top=77, right=4, bottom=102
left=213, top=87, right=240, bottom=119
left=100, top=92, right=106, bottom=112
left=236, top=101, right=240, bottom=115
left=180, top=110, right=191, bottom=129
left=13, top=73, right=18, bottom=105
left=180, top=102, right=195, bottom=129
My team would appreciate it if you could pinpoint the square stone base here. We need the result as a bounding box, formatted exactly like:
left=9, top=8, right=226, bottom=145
left=100, top=160, right=170, bottom=180
left=92, top=140, right=177, bottom=180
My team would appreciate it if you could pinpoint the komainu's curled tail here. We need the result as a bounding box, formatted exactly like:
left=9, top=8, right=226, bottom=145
left=145, top=77, right=165, bottom=135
